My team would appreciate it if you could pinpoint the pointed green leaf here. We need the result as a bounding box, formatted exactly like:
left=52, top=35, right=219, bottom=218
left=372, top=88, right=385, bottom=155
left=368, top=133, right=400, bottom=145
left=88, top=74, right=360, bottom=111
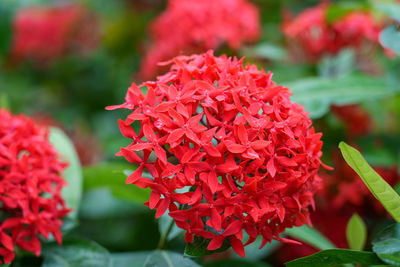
left=285, top=249, right=384, bottom=267
left=285, top=225, right=336, bottom=250
left=339, top=142, right=400, bottom=222
left=49, top=127, right=82, bottom=220
left=380, top=26, right=400, bottom=56
left=346, top=213, right=367, bottom=250
left=372, top=223, right=400, bottom=265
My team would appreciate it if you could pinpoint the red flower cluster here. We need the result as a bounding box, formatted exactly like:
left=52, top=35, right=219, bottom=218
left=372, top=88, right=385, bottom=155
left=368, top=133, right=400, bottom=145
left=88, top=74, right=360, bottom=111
left=0, top=109, right=70, bottom=263
left=108, top=50, right=324, bottom=257
left=282, top=4, right=382, bottom=62
left=331, top=105, right=372, bottom=136
left=139, top=0, right=260, bottom=79
left=11, top=3, right=99, bottom=66
left=321, top=151, right=399, bottom=212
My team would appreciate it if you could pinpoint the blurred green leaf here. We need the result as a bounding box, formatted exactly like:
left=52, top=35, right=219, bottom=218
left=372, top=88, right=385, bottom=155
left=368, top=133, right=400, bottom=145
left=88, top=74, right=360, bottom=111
left=158, top=212, right=183, bottom=244
left=205, top=259, right=272, bottom=267
left=42, top=237, right=112, bottom=267
left=83, top=163, right=150, bottom=205
left=326, top=2, right=369, bottom=22
left=241, top=43, right=287, bottom=61
left=49, top=127, right=82, bottom=220
left=339, top=142, right=400, bottom=222
left=285, top=249, right=384, bottom=267
left=184, top=236, right=230, bottom=257
left=112, top=250, right=201, bottom=267
left=346, top=213, right=367, bottom=251
left=289, top=75, right=397, bottom=119
left=285, top=225, right=336, bottom=251
left=318, top=49, right=355, bottom=78
left=373, top=1, right=400, bottom=22
left=0, top=93, right=9, bottom=110
left=380, top=26, right=400, bottom=56
left=233, top=237, right=279, bottom=261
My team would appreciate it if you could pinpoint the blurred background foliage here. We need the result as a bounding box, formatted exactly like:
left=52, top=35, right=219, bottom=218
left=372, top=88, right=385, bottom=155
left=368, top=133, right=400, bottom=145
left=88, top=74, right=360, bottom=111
left=1, top=0, right=400, bottom=266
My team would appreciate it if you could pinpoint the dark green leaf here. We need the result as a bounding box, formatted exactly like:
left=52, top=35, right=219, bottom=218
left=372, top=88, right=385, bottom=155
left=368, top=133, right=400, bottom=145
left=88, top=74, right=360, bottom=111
left=285, top=249, right=384, bottom=267
left=372, top=223, right=400, bottom=244
left=112, top=250, right=201, bottom=267
left=373, top=238, right=400, bottom=265
left=184, top=235, right=230, bottom=257
left=346, top=213, right=367, bottom=250
left=289, top=75, right=397, bottom=119
left=83, top=163, right=150, bottom=205
left=42, top=238, right=112, bottom=267
left=49, top=127, right=82, bottom=220
left=380, top=26, right=400, bottom=56
left=339, top=142, right=400, bottom=222
left=285, top=225, right=336, bottom=250
left=233, top=237, right=279, bottom=261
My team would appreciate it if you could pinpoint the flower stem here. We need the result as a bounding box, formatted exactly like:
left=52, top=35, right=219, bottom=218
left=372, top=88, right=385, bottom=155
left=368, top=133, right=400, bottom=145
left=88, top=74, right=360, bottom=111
left=157, top=218, right=175, bottom=250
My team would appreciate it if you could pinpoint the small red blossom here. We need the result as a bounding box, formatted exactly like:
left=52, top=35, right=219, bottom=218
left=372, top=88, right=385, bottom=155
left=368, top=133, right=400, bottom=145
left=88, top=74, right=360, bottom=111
left=0, top=109, right=70, bottom=264
left=108, top=50, right=324, bottom=257
left=282, top=4, right=383, bottom=63
left=11, top=3, right=99, bottom=66
left=139, top=0, right=260, bottom=79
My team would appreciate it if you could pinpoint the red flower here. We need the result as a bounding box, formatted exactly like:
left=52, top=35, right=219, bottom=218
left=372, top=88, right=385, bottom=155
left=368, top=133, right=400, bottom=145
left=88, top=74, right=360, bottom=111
left=331, top=105, right=372, bottom=136
left=139, top=0, right=260, bottom=79
left=282, top=4, right=383, bottom=63
left=108, top=50, right=324, bottom=257
left=321, top=151, right=399, bottom=212
left=0, top=109, right=70, bottom=263
left=11, top=3, right=99, bottom=66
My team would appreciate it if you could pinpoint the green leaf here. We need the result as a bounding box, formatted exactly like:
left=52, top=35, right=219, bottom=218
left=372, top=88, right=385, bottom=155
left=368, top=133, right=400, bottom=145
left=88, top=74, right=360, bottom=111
left=158, top=212, right=183, bottom=243
left=205, top=259, right=272, bottom=267
left=326, top=3, right=369, bottom=22
left=346, top=213, right=367, bottom=250
left=289, top=74, right=396, bottom=119
left=285, top=249, right=384, bottom=267
left=339, top=142, right=400, bottom=222
left=380, top=26, right=400, bottom=56
left=317, top=49, right=355, bottom=79
left=184, top=235, right=230, bottom=257
left=112, top=250, right=201, bottom=267
left=373, top=1, right=400, bottom=22
left=372, top=223, right=400, bottom=265
left=233, top=237, right=279, bottom=261
left=83, top=163, right=150, bottom=205
left=285, top=225, right=336, bottom=250
left=241, top=43, right=287, bottom=61
left=49, top=127, right=82, bottom=220
left=373, top=238, right=400, bottom=265
left=42, top=238, right=112, bottom=267
left=0, top=93, right=9, bottom=110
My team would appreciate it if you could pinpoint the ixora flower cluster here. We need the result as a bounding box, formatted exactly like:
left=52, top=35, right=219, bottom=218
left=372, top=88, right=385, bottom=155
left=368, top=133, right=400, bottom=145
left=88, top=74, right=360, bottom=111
left=0, top=109, right=70, bottom=263
left=109, top=51, right=324, bottom=257
left=282, top=3, right=383, bottom=62
left=11, top=3, right=99, bottom=65
left=140, top=0, right=260, bottom=79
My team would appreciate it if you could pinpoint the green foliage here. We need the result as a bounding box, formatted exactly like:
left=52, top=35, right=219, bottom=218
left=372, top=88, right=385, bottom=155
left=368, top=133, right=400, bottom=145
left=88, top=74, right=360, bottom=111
left=339, top=142, right=400, bottom=222
left=380, top=26, right=400, bottom=56
left=373, top=1, right=400, bottom=22
left=49, top=127, right=83, bottom=220
left=112, top=250, right=201, bottom=267
left=289, top=74, right=395, bottom=119
left=241, top=43, right=287, bottom=61
left=285, top=249, right=384, bottom=267
left=326, top=2, right=369, bottom=22
left=372, top=223, right=400, bottom=265
left=205, top=259, right=272, bottom=267
left=285, top=225, right=336, bottom=250
left=346, top=213, right=367, bottom=251
left=233, top=237, right=280, bottom=262
left=42, top=238, right=112, bottom=267
left=184, top=236, right=231, bottom=257
left=83, top=163, right=150, bottom=205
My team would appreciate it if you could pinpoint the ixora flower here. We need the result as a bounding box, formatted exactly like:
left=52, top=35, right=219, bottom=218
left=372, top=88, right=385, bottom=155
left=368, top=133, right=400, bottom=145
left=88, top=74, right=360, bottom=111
left=108, top=51, right=324, bottom=257
left=0, top=109, right=70, bottom=264
left=11, top=3, right=99, bottom=66
left=282, top=4, right=382, bottom=62
left=139, top=0, right=260, bottom=79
